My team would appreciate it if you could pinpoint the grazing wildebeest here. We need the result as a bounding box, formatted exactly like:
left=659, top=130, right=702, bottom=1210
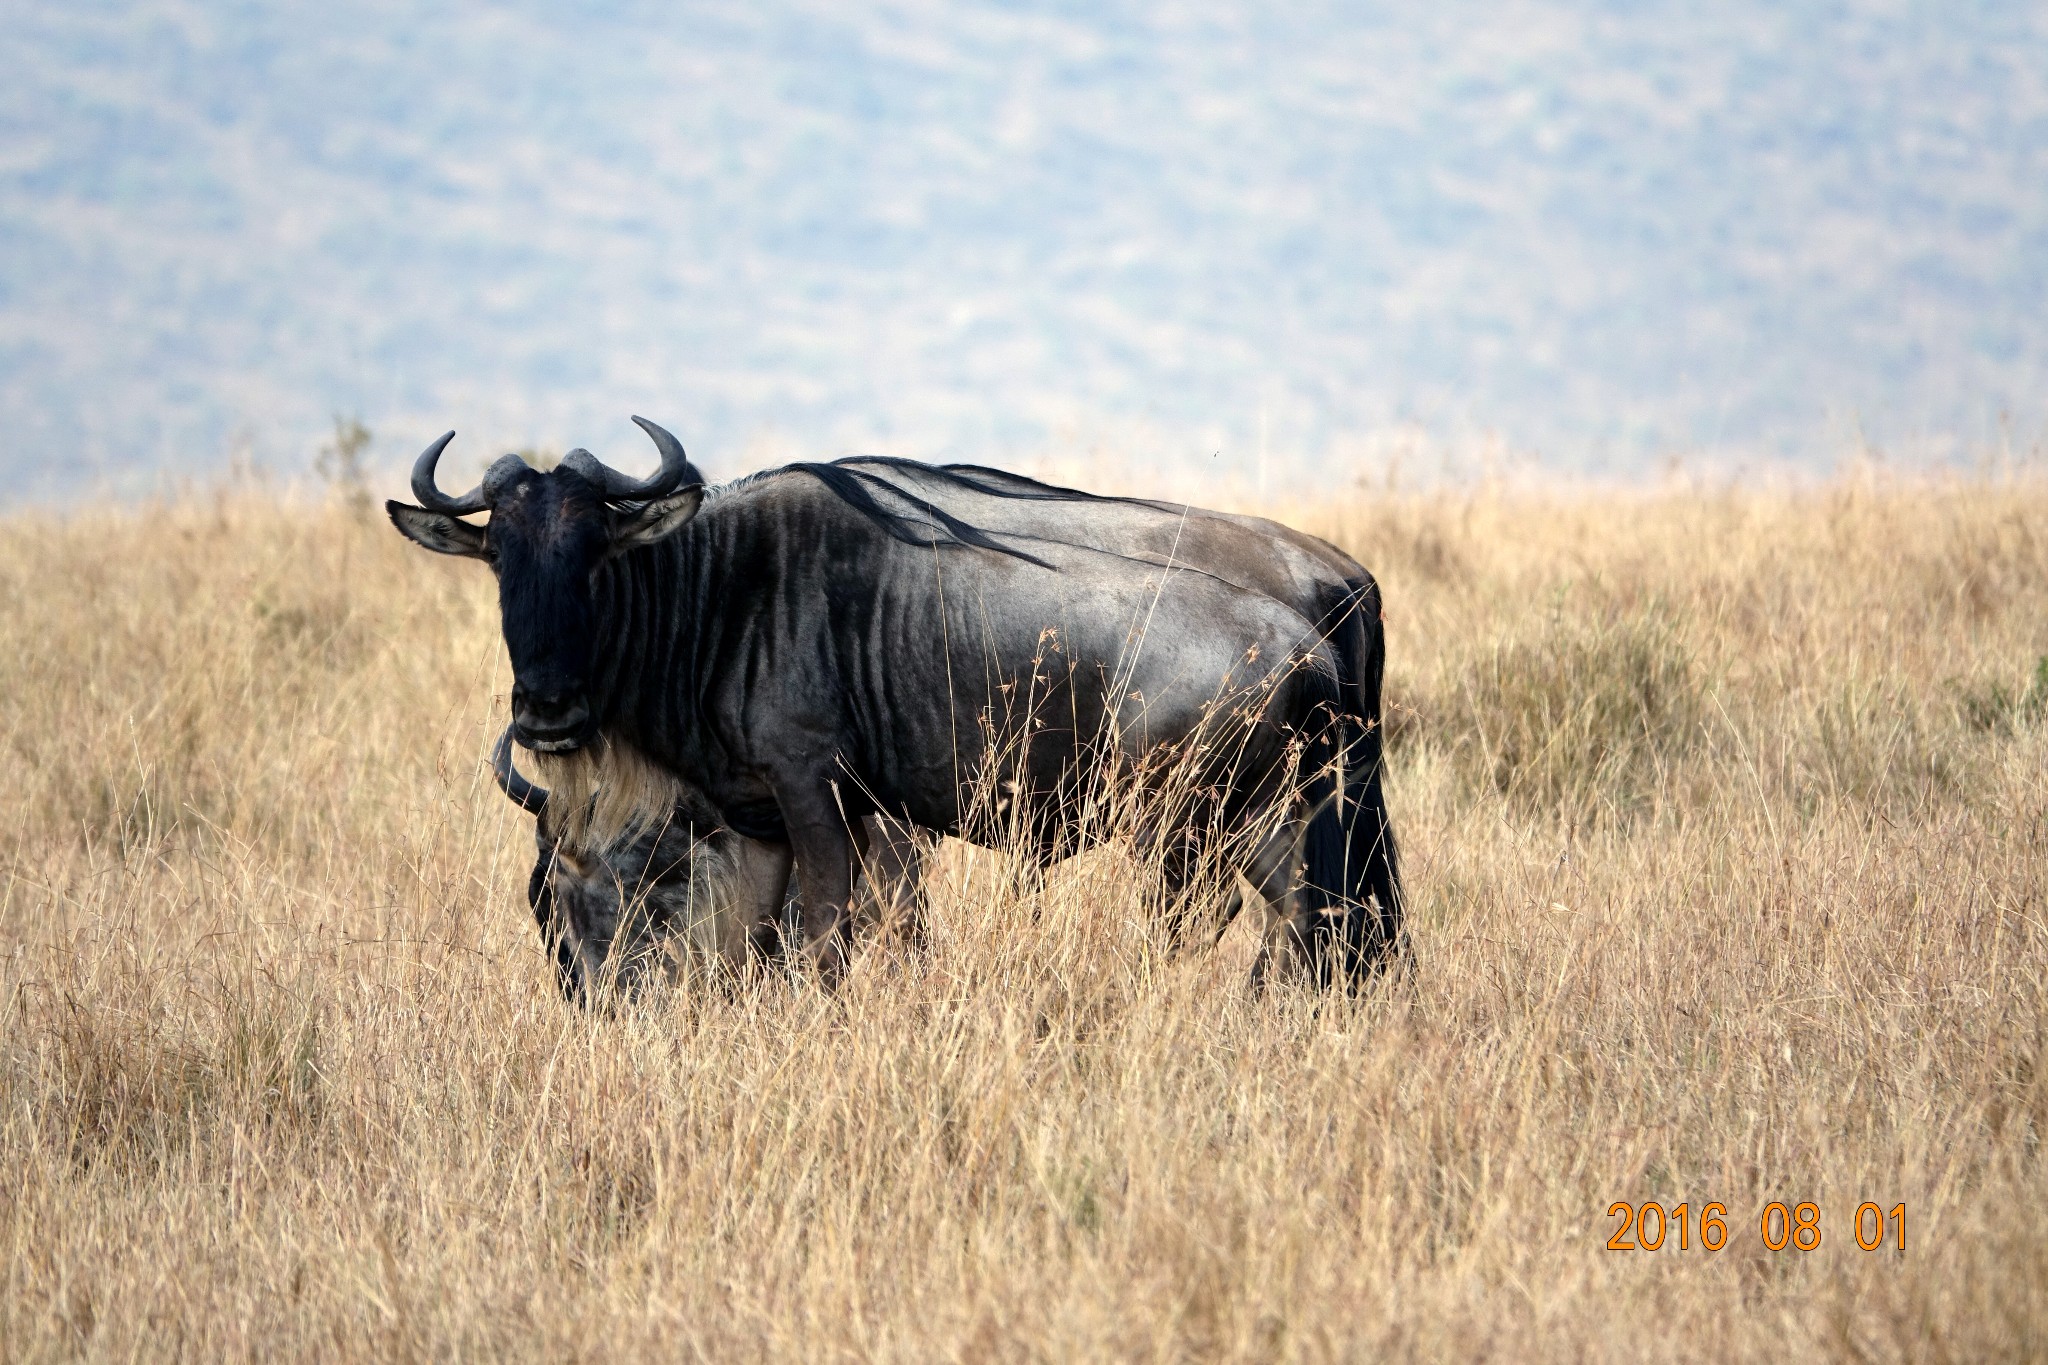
left=489, top=726, right=923, bottom=1002
left=397, top=419, right=1396, bottom=985
left=489, top=726, right=786, bottom=1000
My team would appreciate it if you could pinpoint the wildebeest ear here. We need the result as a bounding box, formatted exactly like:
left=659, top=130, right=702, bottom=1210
left=609, top=488, right=704, bottom=555
left=386, top=500, right=490, bottom=558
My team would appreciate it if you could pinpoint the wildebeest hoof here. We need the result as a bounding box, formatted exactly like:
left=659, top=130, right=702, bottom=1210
left=805, top=935, right=850, bottom=988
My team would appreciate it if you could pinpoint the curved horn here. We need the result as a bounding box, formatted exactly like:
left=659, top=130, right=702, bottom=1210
left=409, top=432, right=488, bottom=514
left=489, top=726, right=550, bottom=815
left=559, top=417, right=699, bottom=502
left=413, top=434, right=531, bottom=515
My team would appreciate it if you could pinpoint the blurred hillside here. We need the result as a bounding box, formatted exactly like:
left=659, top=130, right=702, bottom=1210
left=5, top=2, right=2046, bottom=497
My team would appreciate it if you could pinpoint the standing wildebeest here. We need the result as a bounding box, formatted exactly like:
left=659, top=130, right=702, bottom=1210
left=398, top=419, right=1397, bottom=985
left=474, top=441, right=921, bottom=1001
left=485, top=460, right=1401, bottom=998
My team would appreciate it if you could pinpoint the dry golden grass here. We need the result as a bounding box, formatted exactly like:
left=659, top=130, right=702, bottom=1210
left=3, top=469, right=2046, bottom=1360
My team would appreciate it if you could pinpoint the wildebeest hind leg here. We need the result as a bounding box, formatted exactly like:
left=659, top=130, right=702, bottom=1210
left=1244, top=813, right=1321, bottom=991
left=1149, top=817, right=1273, bottom=952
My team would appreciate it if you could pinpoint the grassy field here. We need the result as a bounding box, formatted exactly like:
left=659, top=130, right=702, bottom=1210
left=2, top=468, right=2045, bottom=1360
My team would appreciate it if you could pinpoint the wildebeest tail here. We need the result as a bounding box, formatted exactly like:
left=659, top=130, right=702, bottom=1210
left=1290, top=659, right=1355, bottom=987
left=1312, top=575, right=1404, bottom=980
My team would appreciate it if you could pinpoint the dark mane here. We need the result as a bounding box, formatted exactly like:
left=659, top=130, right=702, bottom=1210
left=710, top=456, right=1200, bottom=572
left=851, top=457, right=1139, bottom=504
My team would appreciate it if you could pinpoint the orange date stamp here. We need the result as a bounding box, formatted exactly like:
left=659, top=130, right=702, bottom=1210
left=1606, top=1201, right=1906, bottom=1252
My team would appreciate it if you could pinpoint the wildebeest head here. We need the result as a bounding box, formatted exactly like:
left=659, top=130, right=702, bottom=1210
left=387, top=419, right=704, bottom=752
left=488, top=728, right=929, bottom=1003
left=488, top=728, right=777, bottom=1002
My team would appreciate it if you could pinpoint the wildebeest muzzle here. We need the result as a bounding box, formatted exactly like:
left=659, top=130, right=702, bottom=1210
left=512, top=683, right=596, bottom=751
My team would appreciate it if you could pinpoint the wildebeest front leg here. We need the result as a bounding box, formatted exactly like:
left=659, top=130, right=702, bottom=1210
left=857, top=812, right=928, bottom=947
left=780, top=782, right=860, bottom=983
left=733, top=840, right=796, bottom=963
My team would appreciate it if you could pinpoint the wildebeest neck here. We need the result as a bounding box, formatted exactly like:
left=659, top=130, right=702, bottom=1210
left=575, top=486, right=874, bottom=843
left=581, top=524, right=709, bottom=773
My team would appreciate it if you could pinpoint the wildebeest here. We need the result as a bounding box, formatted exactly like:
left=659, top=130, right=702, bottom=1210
left=481, top=458, right=1401, bottom=996
left=489, top=725, right=785, bottom=999
left=490, top=726, right=923, bottom=1002
left=396, top=419, right=1398, bottom=986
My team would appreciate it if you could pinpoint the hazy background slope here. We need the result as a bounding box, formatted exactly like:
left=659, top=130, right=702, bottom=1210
left=4, top=1, right=2046, bottom=496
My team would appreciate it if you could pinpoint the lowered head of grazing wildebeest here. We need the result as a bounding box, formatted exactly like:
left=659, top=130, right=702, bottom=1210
left=490, top=727, right=926, bottom=1004
left=392, top=419, right=1393, bottom=988
left=489, top=726, right=788, bottom=1002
